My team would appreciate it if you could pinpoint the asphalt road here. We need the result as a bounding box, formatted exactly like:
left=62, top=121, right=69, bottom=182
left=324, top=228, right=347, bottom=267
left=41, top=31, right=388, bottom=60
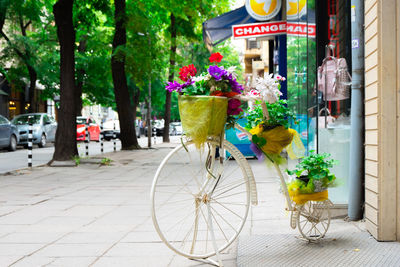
left=0, top=136, right=165, bottom=174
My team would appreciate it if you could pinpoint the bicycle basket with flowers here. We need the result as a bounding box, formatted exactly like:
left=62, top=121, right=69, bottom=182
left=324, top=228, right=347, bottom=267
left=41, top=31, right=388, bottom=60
left=165, top=52, right=244, bottom=147
left=244, top=74, right=305, bottom=164
left=286, top=151, right=338, bottom=204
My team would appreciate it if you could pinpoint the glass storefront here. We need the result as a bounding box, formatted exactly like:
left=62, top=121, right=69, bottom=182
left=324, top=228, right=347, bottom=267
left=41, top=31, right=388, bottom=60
left=286, top=0, right=352, bottom=205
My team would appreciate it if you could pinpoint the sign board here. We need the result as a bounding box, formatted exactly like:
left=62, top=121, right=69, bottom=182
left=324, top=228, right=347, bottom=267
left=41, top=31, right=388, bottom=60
left=232, top=21, right=286, bottom=39
left=287, top=22, right=316, bottom=37
left=232, top=21, right=316, bottom=39
left=287, top=0, right=307, bottom=20
left=245, top=0, right=282, bottom=21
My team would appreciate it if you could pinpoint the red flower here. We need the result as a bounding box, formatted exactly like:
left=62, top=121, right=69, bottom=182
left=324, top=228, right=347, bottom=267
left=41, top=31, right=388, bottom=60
left=209, top=52, right=223, bottom=63
left=179, top=64, right=197, bottom=82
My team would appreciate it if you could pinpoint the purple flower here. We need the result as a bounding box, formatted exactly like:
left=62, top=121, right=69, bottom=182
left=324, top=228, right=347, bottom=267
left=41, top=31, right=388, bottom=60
left=250, top=143, right=265, bottom=162
left=182, top=79, right=195, bottom=88
left=229, top=78, right=244, bottom=93
left=208, top=65, right=227, bottom=81
left=165, top=81, right=182, bottom=92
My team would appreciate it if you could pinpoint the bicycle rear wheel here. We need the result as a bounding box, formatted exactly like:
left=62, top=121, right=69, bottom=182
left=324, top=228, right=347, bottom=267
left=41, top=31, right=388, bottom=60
left=151, top=139, right=250, bottom=259
left=297, top=200, right=331, bottom=241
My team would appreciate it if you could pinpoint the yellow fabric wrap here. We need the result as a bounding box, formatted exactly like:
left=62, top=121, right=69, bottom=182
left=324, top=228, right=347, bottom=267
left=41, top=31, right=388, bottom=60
left=288, top=190, right=329, bottom=205
left=249, top=125, right=296, bottom=155
left=179, top=95, right=227, bottom=148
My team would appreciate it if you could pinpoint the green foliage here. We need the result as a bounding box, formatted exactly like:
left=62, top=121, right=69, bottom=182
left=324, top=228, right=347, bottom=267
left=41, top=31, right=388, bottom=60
left=72, top=155, right=81, bottom=165
left=286, top=151, right=338, bottom=183
left=245, top=100, right=297, bottom=130
left=100, top=157, right=112, bottom=166
left=251, top=134, right=266, bottom=147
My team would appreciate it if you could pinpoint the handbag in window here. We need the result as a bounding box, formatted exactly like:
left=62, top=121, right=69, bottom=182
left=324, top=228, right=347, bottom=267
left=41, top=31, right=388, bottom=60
left=317, top=46, right=352, bottom=101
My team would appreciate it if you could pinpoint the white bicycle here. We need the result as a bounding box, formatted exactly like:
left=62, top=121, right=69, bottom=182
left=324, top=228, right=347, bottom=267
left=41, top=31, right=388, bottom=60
left=150, top=131, right=332, bottom=266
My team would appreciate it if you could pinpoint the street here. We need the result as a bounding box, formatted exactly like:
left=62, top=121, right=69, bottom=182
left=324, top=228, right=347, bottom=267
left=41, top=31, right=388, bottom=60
left=0, top=136, right=165, bottom=174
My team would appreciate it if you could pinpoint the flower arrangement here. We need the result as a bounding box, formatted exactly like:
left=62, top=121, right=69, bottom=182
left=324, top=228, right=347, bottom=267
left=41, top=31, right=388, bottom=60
left=165, top=52, right=244, bottom=127
left=241, top=74, right=302, bottom=163
left=286, top=151, right=338, bottom=196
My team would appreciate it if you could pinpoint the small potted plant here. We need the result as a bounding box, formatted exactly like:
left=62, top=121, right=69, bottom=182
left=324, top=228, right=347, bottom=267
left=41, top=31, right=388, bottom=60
left=286, top=151, right=338, bottom=197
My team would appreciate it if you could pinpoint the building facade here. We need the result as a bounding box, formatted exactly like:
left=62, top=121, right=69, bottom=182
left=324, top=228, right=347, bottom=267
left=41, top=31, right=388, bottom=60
left=363, top=0, right=400, bottom=241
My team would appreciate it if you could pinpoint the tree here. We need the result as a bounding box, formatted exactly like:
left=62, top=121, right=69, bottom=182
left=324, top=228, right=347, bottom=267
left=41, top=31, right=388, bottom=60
left=160, top=0, right=231, bottom=142
left=52, top=0, right=78, bottom=161
left=0, top=0, right=44, bottom=113
left=111, top=0, right=139, bottom=149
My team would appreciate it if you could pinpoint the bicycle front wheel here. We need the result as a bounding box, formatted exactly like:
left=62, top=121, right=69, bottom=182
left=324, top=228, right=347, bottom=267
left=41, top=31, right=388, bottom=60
left=151, top=139, right=251, bottom=259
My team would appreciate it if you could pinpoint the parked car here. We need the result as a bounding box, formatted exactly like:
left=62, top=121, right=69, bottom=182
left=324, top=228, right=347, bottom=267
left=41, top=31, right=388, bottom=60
left=169, top=122, right=183, bottom=136
left=102, top=119, right=120, bottom=141
left=101, top=120, right=140, bottom=141
left=0, top=115, right=19, bottom=151
left=76, top=116, right=100, bottom=142
left=144, top=120, right=158, bottom=137
left=11, top=113, right=57, bottom=148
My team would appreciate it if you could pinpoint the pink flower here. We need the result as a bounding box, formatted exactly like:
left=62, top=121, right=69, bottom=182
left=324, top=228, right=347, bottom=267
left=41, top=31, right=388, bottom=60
left=227, top=99, right=242, bottom=115
left=249, top=89, right=260, bottom=97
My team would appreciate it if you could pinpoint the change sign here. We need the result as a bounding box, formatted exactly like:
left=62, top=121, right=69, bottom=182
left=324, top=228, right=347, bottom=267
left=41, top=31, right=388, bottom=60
left=232, top=21, right=287, bottom=39
left=232, top=21, right=316, bottom=39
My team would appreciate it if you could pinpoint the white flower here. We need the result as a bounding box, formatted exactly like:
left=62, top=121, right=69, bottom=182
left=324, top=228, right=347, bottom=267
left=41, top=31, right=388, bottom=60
left=192, top=74, right=211, bottom=82
left=254, top=73, right=282, bottom=103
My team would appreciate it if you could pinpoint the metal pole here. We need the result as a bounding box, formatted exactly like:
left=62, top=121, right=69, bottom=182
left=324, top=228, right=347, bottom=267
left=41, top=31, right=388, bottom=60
left=113, top=122, right=116, bottom=152
left=348, top=0, right=365, bottom=220
left=85, top=123, right=89, bottom=156
left=28, top=123, right=32, bottom=168
left=100, top=121, right=104, bottom=153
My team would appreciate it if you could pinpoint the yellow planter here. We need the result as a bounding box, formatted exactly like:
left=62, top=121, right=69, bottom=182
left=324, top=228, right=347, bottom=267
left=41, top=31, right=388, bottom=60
left=289, top=190, right=329, bottom=205
left=179, top=95, right=228, bottom=148
left=250, top=125, right=296, bottom=155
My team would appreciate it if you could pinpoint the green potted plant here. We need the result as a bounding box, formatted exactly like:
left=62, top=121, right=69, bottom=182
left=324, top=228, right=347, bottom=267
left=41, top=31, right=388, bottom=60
left=286, top=151, right=338, bottom=195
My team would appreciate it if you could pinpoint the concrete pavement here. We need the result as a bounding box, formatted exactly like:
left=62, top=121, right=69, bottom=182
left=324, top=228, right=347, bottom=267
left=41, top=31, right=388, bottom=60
left=0, top=136, right=163, bottom=174
left=0, top=137, right=399, bottom=266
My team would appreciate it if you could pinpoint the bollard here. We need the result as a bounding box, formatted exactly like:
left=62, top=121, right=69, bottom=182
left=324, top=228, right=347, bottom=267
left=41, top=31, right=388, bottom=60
left=113, top=122, right=116, bottom=152
left=100, top=121, right=104, bottom=153
left=85, top=123, right=89, bottom=156
left=28, top=123, right=33, bottom=168
left=153, top=127, right=156, bottom=145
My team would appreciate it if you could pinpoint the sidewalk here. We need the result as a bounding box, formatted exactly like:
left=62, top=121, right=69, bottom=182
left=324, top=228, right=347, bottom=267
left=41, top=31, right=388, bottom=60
left=0, top=138, right=399, bottom=266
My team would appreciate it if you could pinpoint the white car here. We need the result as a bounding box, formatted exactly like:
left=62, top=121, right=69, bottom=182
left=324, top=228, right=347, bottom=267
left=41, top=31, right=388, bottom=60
left=170, top=122, right=183, bottom=136
left=101, top=119, right=140, bottom=140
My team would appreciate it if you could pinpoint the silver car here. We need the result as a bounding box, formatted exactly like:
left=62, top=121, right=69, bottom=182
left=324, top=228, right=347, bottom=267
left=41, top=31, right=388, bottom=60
left=12, top=113, right=57, bottom=148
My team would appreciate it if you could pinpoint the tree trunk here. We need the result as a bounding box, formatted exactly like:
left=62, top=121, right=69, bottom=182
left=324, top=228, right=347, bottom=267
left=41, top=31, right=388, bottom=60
left=27, top=65, right=37, bottom=113
left=111, top=0, right=139, bottom=149
left=19, top=16, right=37, bottom=113
left=52, top=0, right=78, bottom=161
left=163, top=13, right=177, bottom=143
left=75, top=36, right=87, bottom=116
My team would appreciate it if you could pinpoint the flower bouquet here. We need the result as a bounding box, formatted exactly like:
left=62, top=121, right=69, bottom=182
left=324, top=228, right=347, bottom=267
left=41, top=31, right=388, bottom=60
left=165, top=53, right=244, bottom=147
left=286, top=151, right=338, bottom=204
left=243, top=73, right=305, bottom=164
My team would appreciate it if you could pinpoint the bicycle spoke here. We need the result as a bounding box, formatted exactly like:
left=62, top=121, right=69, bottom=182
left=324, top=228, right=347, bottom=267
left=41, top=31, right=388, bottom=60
left=213, top=191, right=247, bottom=200
left=210, top=205, right=238, bottom=234
left=212, top=199, right=244, bottom=220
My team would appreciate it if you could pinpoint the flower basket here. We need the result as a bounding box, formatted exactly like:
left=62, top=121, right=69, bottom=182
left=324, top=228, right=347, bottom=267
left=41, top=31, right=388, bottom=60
left=287, top=176, right=330, bottom=205
left=289, top=189, right=329, bottom=205
left=178, top=95, right=228, bottom=148
left=250, top=125, right=295, bottom=155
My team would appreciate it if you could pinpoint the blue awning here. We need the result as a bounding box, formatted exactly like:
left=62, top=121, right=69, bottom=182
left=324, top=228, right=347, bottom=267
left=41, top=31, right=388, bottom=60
left=203, top=6, right=256, bottom=49
left=203, top=5, right=315, bottom=49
